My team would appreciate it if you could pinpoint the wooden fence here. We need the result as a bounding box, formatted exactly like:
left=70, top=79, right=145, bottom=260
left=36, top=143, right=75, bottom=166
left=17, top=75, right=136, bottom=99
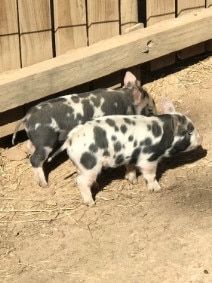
left=0, top=0, right=212, bottom=138
left=0, top=0, right=139, bottom=72
left=1, top=0, right=212, bottom=73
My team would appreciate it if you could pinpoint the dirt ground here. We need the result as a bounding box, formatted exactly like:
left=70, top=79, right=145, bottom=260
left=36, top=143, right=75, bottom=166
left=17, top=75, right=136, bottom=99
left=0, top=55, right=212, bottom=283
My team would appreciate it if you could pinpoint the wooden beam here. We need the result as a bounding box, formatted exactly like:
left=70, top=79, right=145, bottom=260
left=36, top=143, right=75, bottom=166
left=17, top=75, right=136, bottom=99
left=0, top=8, right=212, bottom=113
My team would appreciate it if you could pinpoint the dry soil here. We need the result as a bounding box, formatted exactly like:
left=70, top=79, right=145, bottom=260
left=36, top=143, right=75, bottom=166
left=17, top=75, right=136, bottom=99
left=0, top=55, right=212, bottom=283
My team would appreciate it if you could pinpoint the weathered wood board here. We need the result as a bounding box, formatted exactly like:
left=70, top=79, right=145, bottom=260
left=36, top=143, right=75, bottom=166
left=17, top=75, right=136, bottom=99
left=177, top=0, right=206, bottom=59
left=146, top=0, right=175, bottom=25
left=207, top=0, right=212, bottom=7
left=146, top=0, right=176, bottom=70
left=54, top=0, right=87, bottom=55
left=0, top=0, right=20, bottom=72
left=177, top=0, right=205, bottom=16
left=120, top=0, right=138, bottom=34
left=119, top=0, right=140, bottom=84
left=0, top=8, right=212, bottom=114
left=87, top=0, right=121, bottom=88
left=18, top=0, right=53, bottom=67
left=87, top=0, right=120, bottom=45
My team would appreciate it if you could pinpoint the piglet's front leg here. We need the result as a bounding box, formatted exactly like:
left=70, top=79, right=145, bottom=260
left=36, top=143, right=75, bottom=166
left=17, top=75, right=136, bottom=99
left=32, top=167, right=48, bottom=187
left=125, top=164, right=137, bottom=185
left=139, top=161, right=161, bottom=192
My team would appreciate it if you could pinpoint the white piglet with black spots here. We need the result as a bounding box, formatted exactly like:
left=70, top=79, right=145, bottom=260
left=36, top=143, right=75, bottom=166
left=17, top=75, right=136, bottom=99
left=49, top=98, right=202, bottom=207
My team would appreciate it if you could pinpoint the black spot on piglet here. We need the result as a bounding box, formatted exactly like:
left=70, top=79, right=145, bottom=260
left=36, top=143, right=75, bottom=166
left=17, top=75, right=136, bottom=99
left=120, top=124, right=127, bottom=134
left=115, top=154, right=125, bottom=165
left=103, top=150, right=110, bottom=157
left=128, top=135, right=133, bottom=142
left=106, top=118, right=116, bottom=127
left=130, top=148, right=141, bottom=164
left=89, top=143, right=98, bottom=153
left=71, top=96, right=80, bottom=103
left=152, top=121, right=162, bottom=137
left=114, top=141, right=122, bottom=152
left=106, top=118, right=119, bottom=131
left=93, top=126, right=108, bottom=149
left=80, top=152, right=97, bottom=169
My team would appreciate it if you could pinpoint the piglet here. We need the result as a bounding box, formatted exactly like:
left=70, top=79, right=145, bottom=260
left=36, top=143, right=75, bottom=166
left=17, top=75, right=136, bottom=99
left=49, top=98, right=202, bottom=206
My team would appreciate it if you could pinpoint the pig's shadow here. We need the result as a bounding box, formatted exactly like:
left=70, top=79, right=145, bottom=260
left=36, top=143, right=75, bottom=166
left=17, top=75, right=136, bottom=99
left=44, top=150, right=69, bottom=181
left=44, top=146, right=207, bottom=200
left=92, top=146, right=207, bottom=199
left=156, top=146, right=207, bottom=180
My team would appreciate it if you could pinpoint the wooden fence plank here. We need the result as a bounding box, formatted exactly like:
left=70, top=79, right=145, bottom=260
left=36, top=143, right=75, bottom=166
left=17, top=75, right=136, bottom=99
left=54, top=0, right=87, bottom=55
left=18, top=0, right=53, bottom=67
left=120, top=0, right=138, bottom=34
left=87, top=0, right=120, bottom=88
left=207, top=0, right=212, bottom=6
left=0, top=0, right=20, bottom=72
left=87, top=0, right=120, bottom=45
left=146, top=0, right=175, bottom=25
left=177, top=0, right=205, bottom=59
left=177, top=0, right=205, bottom=16
left=0, top=8, right=212, bottom=113
left=146, top=0, right=175, bottom=70
left=206, top=1, right=212, bottom=51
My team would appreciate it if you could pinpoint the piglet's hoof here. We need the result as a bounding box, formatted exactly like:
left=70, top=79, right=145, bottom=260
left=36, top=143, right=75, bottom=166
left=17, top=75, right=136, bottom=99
left=84, top=199, right=96, bottom=207
left=39, top=181, right=48, bottom=188
left=125, top=174, right=137, bottom=185
left=148, top=182, right=161, bottom=192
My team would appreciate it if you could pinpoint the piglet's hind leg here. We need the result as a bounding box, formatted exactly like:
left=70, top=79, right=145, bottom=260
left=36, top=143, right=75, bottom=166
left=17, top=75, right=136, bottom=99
left=77, top=173, right=97, bottom=207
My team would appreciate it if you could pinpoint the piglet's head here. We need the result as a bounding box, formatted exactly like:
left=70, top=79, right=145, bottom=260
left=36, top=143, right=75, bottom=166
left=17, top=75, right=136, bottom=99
left=123, top=71, right=157, bottom=116
left=161, top=98, right=203, bottom=153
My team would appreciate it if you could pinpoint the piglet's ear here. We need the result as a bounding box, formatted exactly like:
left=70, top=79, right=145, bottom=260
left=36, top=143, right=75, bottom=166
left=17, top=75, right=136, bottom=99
left=124, top=71, right=137, bottom=87
left=161, top=97, right=176, bottom=114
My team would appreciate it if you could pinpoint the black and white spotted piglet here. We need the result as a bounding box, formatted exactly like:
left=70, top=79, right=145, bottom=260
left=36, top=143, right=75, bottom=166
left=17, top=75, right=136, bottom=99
left=49, top=98, right=202, bottom=207
left=12, top=71, right=157, bottom=187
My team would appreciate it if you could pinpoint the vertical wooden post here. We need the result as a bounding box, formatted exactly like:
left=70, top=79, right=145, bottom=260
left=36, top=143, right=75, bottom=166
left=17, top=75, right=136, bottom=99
left=146, top=0, right=176, bottom=70
left=177, top=0, right=205, bottom=59
left=54, top=0, right=87, bottom=55
left=0, top=0, right=20, bottom=72
left=18, top=0, right=53, bottom=67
